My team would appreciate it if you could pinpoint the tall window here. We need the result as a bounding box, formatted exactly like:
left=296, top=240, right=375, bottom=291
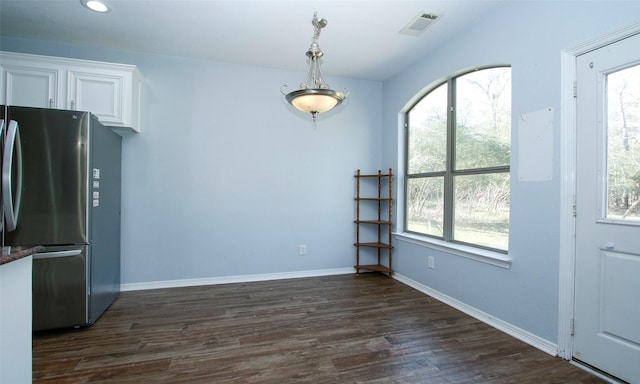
left=405, top=66, right=511, bottom=252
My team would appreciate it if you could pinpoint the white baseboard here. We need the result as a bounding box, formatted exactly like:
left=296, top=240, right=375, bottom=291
left=120, top=267, right=355, bottom=292
left=393, top=272, right=558, bottom=357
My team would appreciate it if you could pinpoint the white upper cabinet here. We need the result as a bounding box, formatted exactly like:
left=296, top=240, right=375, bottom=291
left=1, top=64, right=61, bottom=109
left=1, top=52, right=142, bottom=132
left=67, top=68, right=131, bottom=128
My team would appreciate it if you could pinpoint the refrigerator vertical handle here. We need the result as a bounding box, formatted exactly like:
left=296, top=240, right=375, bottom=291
left=2, top=120, right=23, bottom=232
left=0, top=119, right=4, bottom=233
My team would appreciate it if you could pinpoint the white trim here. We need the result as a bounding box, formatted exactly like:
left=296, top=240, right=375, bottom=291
left=393, top=272, right=558, bottom=356
left=570, top=361, right=627, bottom=384
left=558, top=21, right=640, bottom=361
left=558, top=47, right=578, bottom=360
left=394, top=232, right=512, bottom=269
left=120, top=267, right=354, bottom=292
left=395, top=112, right=406, bottom=231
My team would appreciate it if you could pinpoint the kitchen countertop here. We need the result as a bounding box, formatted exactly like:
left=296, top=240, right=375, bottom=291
left=0, top=246, right=44, bottom=266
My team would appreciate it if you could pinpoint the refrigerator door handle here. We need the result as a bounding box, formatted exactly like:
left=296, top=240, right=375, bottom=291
left=0, top=119, right=4, bottom=233
left=34, top=249, right=83, bottom=260
left=2, top=120, right=23, bottom=232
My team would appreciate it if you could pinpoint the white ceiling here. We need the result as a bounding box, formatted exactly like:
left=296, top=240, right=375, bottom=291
left=0, top=0, right=503, bottom=81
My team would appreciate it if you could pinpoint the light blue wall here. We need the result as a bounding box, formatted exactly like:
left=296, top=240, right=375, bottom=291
left=381, top=2, right=640, bottom=343
left=4, top=0, right=639, bottom=346
left=1, top=38, right=383, bottom=284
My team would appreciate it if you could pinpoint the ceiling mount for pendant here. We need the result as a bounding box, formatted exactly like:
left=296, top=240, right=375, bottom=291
left=281, top=11, right=349, bottom=121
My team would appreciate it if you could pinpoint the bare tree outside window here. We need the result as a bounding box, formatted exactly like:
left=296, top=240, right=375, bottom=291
left=406, top=67, right=511, bottom=252
left=607, top=64, right=640, bottom=221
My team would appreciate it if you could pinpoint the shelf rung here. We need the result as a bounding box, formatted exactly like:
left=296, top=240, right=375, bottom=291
left=354, top=242, right=393, bottom=249
left=354, top=220, right=392, bottom=225
left=354, top=264, right=393, bottom=274
left=355, top=173, right=393, bottom=178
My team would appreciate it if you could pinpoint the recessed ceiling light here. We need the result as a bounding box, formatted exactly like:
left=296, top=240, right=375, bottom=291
left=82, top=0, right=110, bottom=13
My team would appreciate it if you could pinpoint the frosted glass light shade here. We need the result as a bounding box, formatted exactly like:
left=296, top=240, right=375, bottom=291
left=286, top=89, right=345, bottom=114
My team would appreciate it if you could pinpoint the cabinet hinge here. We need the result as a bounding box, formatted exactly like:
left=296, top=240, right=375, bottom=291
left=573, top=80, right=577, bottom=98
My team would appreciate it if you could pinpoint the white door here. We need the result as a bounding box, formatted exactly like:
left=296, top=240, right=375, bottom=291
left=574, top=32, right=640, bottom=383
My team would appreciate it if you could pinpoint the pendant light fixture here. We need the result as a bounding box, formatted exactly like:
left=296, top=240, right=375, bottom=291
left=281, top=12, right=348, bottom=121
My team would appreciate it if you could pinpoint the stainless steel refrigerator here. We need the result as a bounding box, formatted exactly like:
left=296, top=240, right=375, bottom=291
left=1, top=105, right=122, bottom=331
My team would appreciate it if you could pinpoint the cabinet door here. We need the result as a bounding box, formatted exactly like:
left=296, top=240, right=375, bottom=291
left=1, top=65, right=59, bottom=108
left=1, top=52, right=141, bottom=132
left=67, top=70, right=124, bottom=126
left=0, top=257, right=33, bottom=384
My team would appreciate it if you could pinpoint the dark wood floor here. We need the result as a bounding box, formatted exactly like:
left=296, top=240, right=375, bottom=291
left=33, top=273, right=604, bottom=383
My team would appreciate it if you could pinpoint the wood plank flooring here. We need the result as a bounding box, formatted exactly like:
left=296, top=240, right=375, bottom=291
left=33, top=273, right=604, bottom=383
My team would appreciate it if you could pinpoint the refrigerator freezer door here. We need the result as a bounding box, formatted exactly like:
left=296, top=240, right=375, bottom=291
left=4, top=107, right=91, bottom=246
left=32, top=246, right=88, bottom=330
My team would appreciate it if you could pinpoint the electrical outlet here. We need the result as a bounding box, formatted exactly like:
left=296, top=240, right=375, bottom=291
left=428, top=255, right=435, bottom=269
left=298, top=245, right=307, bottom=255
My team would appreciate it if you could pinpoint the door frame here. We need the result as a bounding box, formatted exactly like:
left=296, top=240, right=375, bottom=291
left=558, top=21, right=640, bottom=361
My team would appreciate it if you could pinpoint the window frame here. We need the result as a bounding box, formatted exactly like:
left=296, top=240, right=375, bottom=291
left=402, top=65, right=512, bottom=255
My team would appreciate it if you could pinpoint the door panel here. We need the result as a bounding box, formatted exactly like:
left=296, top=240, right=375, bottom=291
left=574, top=33, right=640, bottom=383
left=32, top=246, right=88, bottom=331
left=2, top=66, right=59, bottom=108
left=599, top=250, right=640, bottom=343
left=68, top=70, right=123, bottom=125
left=4, top=107, right=90, bottom=246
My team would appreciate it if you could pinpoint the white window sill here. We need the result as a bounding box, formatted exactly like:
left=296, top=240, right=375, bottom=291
left=393, top=232, right=512, bottom=269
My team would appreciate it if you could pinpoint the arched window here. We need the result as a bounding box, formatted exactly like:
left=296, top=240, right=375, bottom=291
left=404, top=66, right=511, bottom=252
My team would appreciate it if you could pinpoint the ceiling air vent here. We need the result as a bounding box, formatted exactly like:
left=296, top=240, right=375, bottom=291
left=399, top=12, right=440, bottom=36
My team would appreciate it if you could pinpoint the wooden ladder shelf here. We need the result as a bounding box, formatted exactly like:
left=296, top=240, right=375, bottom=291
left=354, top=168, right=393, bottom=276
